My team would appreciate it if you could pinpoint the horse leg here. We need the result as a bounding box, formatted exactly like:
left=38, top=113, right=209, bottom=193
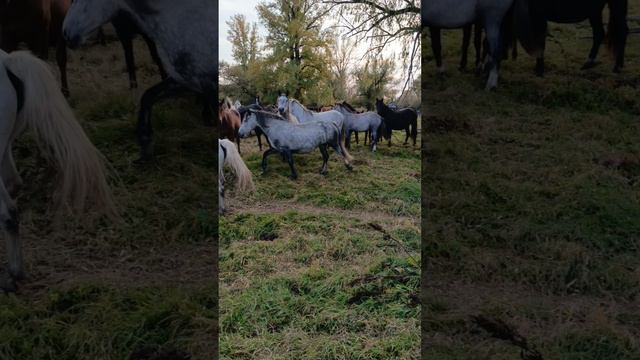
left=285, top=150, right=297, bottom=180
left=429, top=27, right=444, bottom=73
left=115, top=25, right=138, bottom=89
left=345, top=129, right=352, bottom=149
left=136, top=79, right=183, bottom=163
left=2, top=147, right=21, bottom=197
left=484, top=22, right=502, bottom=90
left=319, top=144, right=329, bottom=175
left=257, top=130, right=263, bottom=151
left=388, top=130, right=392, bottom=147
left=404, top=127, right=410, bottom=145
left=534, top=22, right=548, bottom=77
left=371, top=128, right=377, bottom=152
left=0, top=145, right=22, bottom=291
left=354, top=131, right=359, bottom=145
left=218, top=175, right=225, bottom=214
left=142, top=33, right=168, bottom=80
left=460, top=25, right=471, bottom=71
left=261, top=148, right=278, bottom=173
left=474, top=23, right=483, bottom=70
left=56, top=41, right=69, bottom=97
left=364, top=130, right=369, bottom=146
left=582, top=14, right=604, bottom=70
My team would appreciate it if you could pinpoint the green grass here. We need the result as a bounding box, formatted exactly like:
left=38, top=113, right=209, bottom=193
left=0, top=32, right=215, bottom=358
left=220, top=122, right=421, bottom=358
left=423, top=9, right=640, bottom=359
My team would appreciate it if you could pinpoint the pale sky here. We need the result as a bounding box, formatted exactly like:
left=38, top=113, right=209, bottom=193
left=218, top=0, right=419, bottom=95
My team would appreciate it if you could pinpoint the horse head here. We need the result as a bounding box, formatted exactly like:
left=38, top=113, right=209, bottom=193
left=64, top=0, right=121, bottom=49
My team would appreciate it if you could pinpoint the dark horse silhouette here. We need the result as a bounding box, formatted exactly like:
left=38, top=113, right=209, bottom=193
left=63, top=0, right=216, bottom=162
left=516, top=0, right=629, bottom=75
left=0, top=0, right=70, bottom=96
left=375, top=98, right=417, bottom=147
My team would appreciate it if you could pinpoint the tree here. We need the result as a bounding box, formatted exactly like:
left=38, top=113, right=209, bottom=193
left=352, top=55, right=395, bottom=109
left=226, top=14, right=261, bottom=68
left=324, top=0, right=420, bottom=97
left=257, top=0, right=334, bottom=104
left=329, top=35, right=355, bottom=101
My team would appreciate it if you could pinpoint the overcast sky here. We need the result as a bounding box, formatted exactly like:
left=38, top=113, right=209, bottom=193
left=219, top=0, right=264, bottom=63
left=219, top=0, right=418, bottom=95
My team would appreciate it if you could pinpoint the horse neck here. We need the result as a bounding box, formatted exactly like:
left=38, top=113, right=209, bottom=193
left=291, top=101, right=311, bottom=120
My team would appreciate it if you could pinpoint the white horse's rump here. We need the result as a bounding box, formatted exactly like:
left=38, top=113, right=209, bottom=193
left=219, top=139, right=254, bottom=213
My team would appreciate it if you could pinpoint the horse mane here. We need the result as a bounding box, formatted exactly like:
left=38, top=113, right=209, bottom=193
left=340, top=101, right=357, bottom=113
left=250, top=109, right=288, bottom=128
left=289, top=98, right=313, bottom=117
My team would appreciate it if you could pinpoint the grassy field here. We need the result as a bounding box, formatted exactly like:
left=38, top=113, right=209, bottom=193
left=0, top=30, right=216, bottom=358
left=423, top=8, right=640, bottom=359
left=219, top=124, right=421, bottom=357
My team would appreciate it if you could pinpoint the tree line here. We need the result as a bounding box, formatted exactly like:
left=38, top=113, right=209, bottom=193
left=219, top=0, right=420, bottom=111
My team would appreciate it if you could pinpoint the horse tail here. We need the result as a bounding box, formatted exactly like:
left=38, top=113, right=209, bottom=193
left=220, top=139, right=254, bottom=192
left=514, top=0, right=542, bottom=57
left=606, top=0, right=629, bottom=65
left=4, top=51, right=118, bottom=221
left=335, top=123, right=353, bottom=164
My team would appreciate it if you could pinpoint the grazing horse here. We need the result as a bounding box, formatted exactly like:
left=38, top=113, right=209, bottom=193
left=334, top=103, right=383, bottom=152
left=0, top=0, right=71, bottom=96
left=285, top=98, right=345, bottom=129
left=0, top=50, right=117, bottom=292
left=375, top=98, right=418, bottom=147
left=219, top=139, right=254, bottom=214
left=423, top=0, right=515, bottom=89
left=238, top=110, right=353, bottom=180
left=63, top=0, right=217, bottom=162
left=516, top=0, right=629, bottom=75
left=219, top=103, right=242, bottom=154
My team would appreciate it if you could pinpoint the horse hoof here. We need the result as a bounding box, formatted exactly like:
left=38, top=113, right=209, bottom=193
left=133, top=154, right=153, bottom=165
left=0, top=272, right=17, bottom=294
left=613, top=66, right=622, bottom=74
left=581, top=60, right=598, bottom=70
left=61, top=88, right=70, bottom=98
left=289, top=175, right=298, bottom=180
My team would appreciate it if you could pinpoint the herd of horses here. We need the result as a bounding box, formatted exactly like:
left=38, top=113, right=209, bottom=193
left=422, top=0, right=631, bottom=89
left=0, top=0, right=215, bottom=292
left=218, top=95, right=419, bottom=213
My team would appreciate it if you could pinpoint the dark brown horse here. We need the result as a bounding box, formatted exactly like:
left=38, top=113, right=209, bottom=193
left=219, top=101, right=242, bottom=154
left=0, top=0, right=70, bottom=96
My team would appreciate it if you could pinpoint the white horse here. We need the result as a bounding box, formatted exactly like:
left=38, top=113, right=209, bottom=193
left=219, top=139, right=254, bottom=214
left=0, top=50, right=118, bottom=292
left=284, top=98, right=345, bottom=129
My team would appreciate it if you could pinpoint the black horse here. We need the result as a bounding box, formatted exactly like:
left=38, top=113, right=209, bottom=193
left=516, top=0, right=629, bottom=75
left=375, top=98, right=418, bottom=147
left=237, top=103, right=268, bottom=151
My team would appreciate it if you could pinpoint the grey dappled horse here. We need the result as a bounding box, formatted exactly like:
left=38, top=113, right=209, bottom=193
left=422, top=0, right=515, bottom=89
left=62, top=0, right=217, bottom=161
left=334, top=103, right=383, bottom=152
left=238, top=110, right=353, bottom=180
left=285, top=98, right=345, bottom=129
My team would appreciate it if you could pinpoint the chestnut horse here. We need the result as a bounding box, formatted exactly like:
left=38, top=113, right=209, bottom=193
left=0, top=0, right=70, bottom=96
left=219, top=101, right=242, bottom=154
